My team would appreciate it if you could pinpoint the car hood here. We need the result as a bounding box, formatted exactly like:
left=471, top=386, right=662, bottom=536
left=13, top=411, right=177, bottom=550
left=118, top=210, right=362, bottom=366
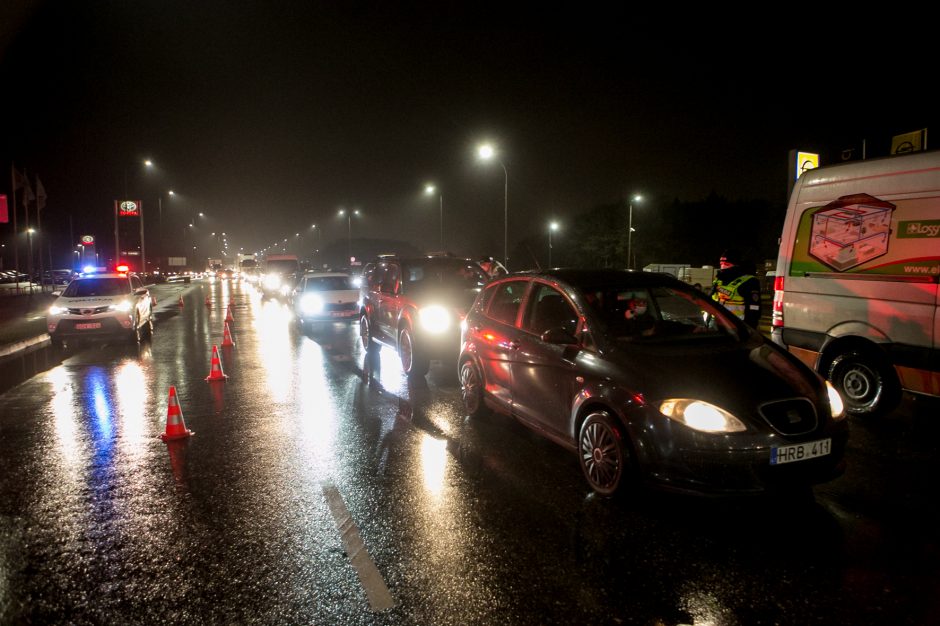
left=53, top=295, right=128, bottom=307
left=603, top=335, right=823, bottom=417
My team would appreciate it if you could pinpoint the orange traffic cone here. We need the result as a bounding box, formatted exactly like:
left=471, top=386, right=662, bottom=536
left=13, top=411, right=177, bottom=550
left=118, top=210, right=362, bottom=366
left=221, top=321, right=235, bottom=347
left=160, top=386, right=194, bottom=441
left=178, top=293, right=184, bottom=308
left=205, top=295, right=212, bottom=308
left=225, top=304, right=234, bottom=322
left=205, top=345, right=228, bottom=381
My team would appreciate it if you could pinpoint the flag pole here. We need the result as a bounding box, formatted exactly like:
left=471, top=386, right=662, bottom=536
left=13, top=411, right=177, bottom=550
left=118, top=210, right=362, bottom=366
left=10, top=164, right=20, bottom=295
left=36, top=174, right=45, bottom=293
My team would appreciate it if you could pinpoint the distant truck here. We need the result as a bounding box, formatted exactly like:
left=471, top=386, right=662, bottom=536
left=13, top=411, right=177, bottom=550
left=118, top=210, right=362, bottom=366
left=261, top=254, right=300, bottom=298
left=676, top=266, right=717, bottom=291
left=642, top=263, right=688, bottom=278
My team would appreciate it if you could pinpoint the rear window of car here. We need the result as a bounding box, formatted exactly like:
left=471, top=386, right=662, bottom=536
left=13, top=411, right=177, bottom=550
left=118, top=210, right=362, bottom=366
left=63, top=278, right=130, bottom=297
left=485, top=280, right=528, bottom=326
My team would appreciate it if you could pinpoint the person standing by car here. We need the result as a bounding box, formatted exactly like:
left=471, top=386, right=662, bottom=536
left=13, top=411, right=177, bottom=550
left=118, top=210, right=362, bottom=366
left=711, top=249, right=761, bottom=327
left=478, top=256, right=507, bottom=280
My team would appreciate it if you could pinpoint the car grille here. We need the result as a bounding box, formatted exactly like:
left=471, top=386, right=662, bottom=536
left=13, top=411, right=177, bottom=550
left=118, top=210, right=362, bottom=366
left=758, top=398, right=818, bottom=436
left=67, top=306, right=110, bottom=315
left=324, top=302, right=357, bottom=312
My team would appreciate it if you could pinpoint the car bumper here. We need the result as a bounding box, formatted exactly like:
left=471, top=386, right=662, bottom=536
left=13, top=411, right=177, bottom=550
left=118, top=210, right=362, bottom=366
left=631, top=412, right=850, bottom=495
left=48, top=315, right=135, bottom=340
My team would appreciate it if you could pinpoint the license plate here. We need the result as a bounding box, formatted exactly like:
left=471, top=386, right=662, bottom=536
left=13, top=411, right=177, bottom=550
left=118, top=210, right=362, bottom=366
left=75, top=322, right=102, bottom=330
left=770, top=438, right=831, bottom=465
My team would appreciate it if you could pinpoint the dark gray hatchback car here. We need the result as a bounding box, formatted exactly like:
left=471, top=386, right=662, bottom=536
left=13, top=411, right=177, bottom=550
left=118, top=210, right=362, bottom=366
left=458, top=269, right=849, bottom=497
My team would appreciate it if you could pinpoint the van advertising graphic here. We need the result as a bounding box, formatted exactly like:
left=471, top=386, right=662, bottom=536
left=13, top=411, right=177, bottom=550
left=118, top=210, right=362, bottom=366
left=791, top=193, right=940, bottom=277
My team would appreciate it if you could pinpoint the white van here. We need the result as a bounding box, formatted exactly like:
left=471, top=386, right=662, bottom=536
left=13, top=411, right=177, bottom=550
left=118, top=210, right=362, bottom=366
left=772, top=150, right=939, bottom=417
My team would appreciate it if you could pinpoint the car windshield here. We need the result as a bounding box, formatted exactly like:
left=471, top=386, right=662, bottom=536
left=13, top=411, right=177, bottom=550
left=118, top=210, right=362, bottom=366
left=62, top=278, right=129, bottom=298
left=403, top=259, right=487, bottom=290
left=304, top=276, right=355, bottom=291
left=578, top=284, right=740, bottom=342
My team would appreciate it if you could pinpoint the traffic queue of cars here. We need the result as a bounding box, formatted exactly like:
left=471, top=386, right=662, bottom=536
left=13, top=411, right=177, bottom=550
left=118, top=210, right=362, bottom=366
left=38, top=253, right=852, bottom=499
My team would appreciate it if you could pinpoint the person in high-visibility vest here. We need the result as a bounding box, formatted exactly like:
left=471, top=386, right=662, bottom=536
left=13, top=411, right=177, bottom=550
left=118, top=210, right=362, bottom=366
left=711, top=249, right=761, bottom=327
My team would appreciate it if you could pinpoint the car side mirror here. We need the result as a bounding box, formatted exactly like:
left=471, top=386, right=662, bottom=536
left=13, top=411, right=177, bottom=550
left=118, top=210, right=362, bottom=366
left=135, top=288, right=148, bottom=296
left=540, top=327, right=579, bottom=346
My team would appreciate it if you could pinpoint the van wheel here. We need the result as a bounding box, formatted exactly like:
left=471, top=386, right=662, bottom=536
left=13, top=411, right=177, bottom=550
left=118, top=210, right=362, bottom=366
left=828, top=349, right=901, bottom=418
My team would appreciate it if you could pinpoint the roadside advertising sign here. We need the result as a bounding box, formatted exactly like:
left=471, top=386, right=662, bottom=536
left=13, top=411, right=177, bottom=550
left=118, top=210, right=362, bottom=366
left=116, top=200, right=141, bottom=216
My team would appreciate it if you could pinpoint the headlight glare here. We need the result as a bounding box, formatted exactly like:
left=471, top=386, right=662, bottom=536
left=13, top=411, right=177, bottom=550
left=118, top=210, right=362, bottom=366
left=263, top=274, right=281, bottom=290
left=300, top=294, right=324, bottom=315
left=659, top=399, right=746, bottom=433
left=419, top=305, right=451, bottom=333
left=109, top=300, right=133, bottom=313
left=826, top=380, right=845, bottom=420
left=49, top=305, right=67, bottom=316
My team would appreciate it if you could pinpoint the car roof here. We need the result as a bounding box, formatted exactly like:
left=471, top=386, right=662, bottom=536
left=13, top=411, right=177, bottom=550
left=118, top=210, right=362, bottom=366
left=515, top=268, right=687, bottom=288
left=76, top=273, right=131, bottom=279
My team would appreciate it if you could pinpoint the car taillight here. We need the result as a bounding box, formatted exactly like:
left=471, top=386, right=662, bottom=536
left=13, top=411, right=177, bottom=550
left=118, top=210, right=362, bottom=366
left=772, top=276, right=784, bottom=328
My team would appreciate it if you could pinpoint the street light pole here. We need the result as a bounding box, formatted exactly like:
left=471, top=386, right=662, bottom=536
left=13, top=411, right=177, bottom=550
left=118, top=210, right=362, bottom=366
left=424, top=184, right=444, bottom=250
left=627, top=194, right=642, bottom=270
left=477, top=144, right=509, bottom=269
left=548, top=221, right=559, bottom=268
left=338, top=209, right=359, bottom=266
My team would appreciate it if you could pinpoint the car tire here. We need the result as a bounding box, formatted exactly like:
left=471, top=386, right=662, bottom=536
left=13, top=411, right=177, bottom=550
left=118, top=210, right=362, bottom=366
left=129, top=316, right=142, bottom=345
left=578, top=410, right=630, bottom=497
left=360, top=314, right=378, bottom=352
left=828, top=348, right=901, bottom=418
left=459, top=359, right=488, bottom=418
left=399, top=326, right=429, bottom=378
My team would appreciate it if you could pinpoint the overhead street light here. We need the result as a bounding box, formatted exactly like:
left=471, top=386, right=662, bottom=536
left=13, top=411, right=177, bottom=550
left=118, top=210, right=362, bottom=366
left=477, top=143, right=509, bottom=269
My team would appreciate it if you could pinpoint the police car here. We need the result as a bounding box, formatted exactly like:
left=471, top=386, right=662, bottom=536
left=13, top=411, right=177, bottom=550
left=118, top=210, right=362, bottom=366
left=46, top=266, right=154, bottom=347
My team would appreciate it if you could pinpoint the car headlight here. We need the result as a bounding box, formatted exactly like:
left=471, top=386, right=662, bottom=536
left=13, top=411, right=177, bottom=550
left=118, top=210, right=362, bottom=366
left=263, top=274, right=281, bottom=290
left=48, top=305, right=67, bottom=316
left=300, top=293, right=324, bottom=315
left=825, top=380, right=845, bottom=420
left=109, top=300, right=133, bottom=313
left=419, top=305, right=451, bottom=334
left=659, top=399, right=747, bottom=433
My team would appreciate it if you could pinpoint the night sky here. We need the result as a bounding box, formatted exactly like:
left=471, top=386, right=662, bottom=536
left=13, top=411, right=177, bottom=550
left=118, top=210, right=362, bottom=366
left=1, top=2, right=934, bottom=269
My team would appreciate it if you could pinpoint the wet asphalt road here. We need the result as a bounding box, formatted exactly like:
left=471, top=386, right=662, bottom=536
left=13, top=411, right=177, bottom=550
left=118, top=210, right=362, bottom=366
left=0, top=279, right=938, bottom=625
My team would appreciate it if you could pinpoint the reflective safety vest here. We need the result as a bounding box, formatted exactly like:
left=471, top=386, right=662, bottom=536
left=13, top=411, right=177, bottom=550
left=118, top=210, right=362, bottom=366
left=711, top=274, right=753, bottom=320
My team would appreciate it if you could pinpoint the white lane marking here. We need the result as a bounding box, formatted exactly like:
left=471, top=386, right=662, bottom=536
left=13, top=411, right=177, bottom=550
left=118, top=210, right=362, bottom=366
left=322, top=483, right=396, bottom=612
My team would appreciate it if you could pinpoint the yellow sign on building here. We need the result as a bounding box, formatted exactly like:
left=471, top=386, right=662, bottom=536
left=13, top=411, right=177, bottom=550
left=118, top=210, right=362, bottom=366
left=796, top=151, right=819, bottom=179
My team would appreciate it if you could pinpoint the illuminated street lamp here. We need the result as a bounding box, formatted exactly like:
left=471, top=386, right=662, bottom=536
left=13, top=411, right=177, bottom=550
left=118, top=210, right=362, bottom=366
left=338, top=208, right=360, bottom=265
left=548, top=221, right=559, bottom=268
left=424, top=184, right=444, bottom=251
left=477, top=143, right=509, bottom=269
left=627, top=194, right=643, bottom=270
